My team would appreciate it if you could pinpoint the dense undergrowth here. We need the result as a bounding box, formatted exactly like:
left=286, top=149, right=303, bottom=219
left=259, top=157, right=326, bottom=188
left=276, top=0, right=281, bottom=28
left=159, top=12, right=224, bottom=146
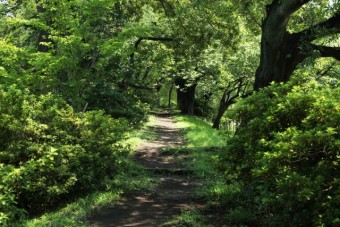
left=0, top=85, right=150, bottom=226
left=218, top=77, right=339, bottom=226
left=1, top=76, right=338, bottom=226
left=170, top=76, right=339, bottom=226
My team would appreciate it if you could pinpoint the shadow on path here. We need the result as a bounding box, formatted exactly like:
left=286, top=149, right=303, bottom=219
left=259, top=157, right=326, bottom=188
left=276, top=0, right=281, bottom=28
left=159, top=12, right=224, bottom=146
left=89, top=116, right=203, bottom=227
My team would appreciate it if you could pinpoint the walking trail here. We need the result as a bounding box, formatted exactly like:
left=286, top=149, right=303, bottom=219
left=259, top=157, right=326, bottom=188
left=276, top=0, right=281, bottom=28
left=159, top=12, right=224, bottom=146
left=89, top=114, right=203, bottom=226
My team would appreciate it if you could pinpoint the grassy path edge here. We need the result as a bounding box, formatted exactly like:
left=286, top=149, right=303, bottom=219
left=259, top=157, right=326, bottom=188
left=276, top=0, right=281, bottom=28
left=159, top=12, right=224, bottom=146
left=14, top=117, right=158, bottom=227
left=15, top=115, right=227, bottom=227
left=161, top=115, right=227, bottom=226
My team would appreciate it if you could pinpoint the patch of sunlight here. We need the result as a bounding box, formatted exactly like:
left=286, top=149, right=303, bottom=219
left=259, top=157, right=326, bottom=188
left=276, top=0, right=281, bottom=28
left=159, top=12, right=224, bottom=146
left=161, top=209, right=212, bottom=227
left=174, top=115, right=225, bottom=147
left=22, top=191, right=122, bottom=227
left=121, top=115, right=157, bottom=151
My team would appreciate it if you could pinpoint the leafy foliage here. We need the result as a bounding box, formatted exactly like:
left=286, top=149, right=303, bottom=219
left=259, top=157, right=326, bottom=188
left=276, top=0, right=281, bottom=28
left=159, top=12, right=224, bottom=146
left=219, top=77, right=340, bottom=226
left=0, top=0, right=339, bottom=225
left=86, top=83, right=149, bottom=126
left=0, top=85, right=131, bottom=224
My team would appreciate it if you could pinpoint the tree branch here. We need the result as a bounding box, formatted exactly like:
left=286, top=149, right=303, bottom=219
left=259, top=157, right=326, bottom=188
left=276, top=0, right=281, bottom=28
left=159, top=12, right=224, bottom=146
left=312, top=45, right=340, bottom=61
left=294, top=11, right=340, bottom=42
left=245, top=7, right=261, bottom=28
left=263, top=0, right=310, bottom=46
left=134, top=37, right=174, bottom=50
left=222, top=76, right=249, bottom=104
left=279, top=0, right=311, bottom=17
left=130, top=37, right=174, bottom=65
left=159, top=0, right=176, bottom=17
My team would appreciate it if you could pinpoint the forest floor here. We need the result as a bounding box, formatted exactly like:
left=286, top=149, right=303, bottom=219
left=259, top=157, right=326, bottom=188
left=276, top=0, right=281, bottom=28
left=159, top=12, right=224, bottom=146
left=88, top=113, right=205, bottom=226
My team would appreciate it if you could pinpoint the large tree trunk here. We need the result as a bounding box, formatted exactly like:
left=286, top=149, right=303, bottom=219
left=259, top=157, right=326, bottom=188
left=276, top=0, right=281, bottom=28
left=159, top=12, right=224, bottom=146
left=254, top=2, right=303, bottom=90
left=254, top=1, right=340, bottom=90
left=254, top=29, right=303, bottom=90
left=175, top=78, right=196, bottom=115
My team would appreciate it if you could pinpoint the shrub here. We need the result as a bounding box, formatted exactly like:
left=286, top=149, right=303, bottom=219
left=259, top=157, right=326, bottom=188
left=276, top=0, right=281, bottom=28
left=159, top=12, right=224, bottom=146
left=219, top=77, right=340, bottom=226
left=86, top=83, right=149, bottom=126
left=0, top=85, right=131, bottom=224
left=194, top=97, right=216, bottom=120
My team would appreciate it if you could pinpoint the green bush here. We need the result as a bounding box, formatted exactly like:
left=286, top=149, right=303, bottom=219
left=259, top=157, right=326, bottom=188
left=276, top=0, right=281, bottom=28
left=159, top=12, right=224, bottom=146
left=0, top=85, right=131, bottom=224
left=219, top=77, right=339, bottom=226
left=194, top=97, right=216, bottom=120
left=86, top=83, right=149, bottom=126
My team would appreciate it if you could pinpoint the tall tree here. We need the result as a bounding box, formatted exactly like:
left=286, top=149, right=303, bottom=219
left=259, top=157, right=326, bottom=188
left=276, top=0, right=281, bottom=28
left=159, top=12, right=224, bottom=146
left=253, top=0, right=340, bottom=90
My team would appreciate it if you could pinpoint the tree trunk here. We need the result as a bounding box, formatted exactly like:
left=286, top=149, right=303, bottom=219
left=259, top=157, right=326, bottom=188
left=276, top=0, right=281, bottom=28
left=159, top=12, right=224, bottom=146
left=212, top=77, right=248, bottom=129
left=212, top=92, right=236, bottom=129
left=212, top=105, right=227, bottom=129
left=254, top=9, right=302, bottom=90
left=168, top=84, right=173, bottom=108
left=253, top=1, right=340, bottom=91
left=175, top=78, right=196, bottom=115
left=254, top=32, right=302, bottom=90
left=253, top=1, right=313, bottom=90
left=186, top=85, right=196, bottom=115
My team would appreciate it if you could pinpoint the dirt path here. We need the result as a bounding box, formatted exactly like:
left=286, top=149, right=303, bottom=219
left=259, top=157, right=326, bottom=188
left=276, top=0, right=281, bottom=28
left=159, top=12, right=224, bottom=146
left=89, top=115, right=203, bottom=227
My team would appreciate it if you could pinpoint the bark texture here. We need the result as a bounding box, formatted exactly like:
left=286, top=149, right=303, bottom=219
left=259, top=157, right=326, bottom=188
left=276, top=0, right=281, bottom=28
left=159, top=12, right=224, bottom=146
left=254, top=0, right=340, bottom=90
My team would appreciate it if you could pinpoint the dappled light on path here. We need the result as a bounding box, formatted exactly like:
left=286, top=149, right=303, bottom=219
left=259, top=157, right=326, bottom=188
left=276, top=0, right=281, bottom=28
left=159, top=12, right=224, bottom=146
left=89, top=115, right=203, bottom=226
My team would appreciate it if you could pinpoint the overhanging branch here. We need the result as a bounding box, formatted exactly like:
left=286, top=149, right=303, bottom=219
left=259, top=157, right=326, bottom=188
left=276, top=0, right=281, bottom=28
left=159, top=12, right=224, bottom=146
left=130, top=36, right=174, bottom=64
left=294, top=12, right=340, bottom=42
left=312, top=45, right=340, bottom=61
left=279, top=0, right=311, bottom=17
left=134, top=37, right=174, bottom=50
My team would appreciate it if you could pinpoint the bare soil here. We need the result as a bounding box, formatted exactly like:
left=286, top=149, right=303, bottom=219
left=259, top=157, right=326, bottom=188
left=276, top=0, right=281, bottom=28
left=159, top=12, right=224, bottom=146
left=88, top=115, right=204, bottom=227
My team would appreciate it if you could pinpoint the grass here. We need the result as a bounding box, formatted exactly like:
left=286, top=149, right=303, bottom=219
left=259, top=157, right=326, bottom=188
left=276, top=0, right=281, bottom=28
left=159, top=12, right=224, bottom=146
left=174, top=115, right=226, bottom=147
left=179, top=116, right=238, bottom=200
left=173, top=115, right=226, bottom=183
left=15, top=164, right=156, bottom=227
left=20, top=191, right=121, bottom=227
left=161, top=209, right=213, bottom=227
left=14, top=116, right=158, bottom=227
left=122, top=115, right=157, bottom=151
left=17, top=115, right=228, bottom=226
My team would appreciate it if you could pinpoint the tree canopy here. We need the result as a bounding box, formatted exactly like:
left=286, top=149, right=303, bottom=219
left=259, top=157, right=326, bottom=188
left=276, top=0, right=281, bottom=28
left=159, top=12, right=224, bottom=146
left=0, top=0, right=339, bottom=225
